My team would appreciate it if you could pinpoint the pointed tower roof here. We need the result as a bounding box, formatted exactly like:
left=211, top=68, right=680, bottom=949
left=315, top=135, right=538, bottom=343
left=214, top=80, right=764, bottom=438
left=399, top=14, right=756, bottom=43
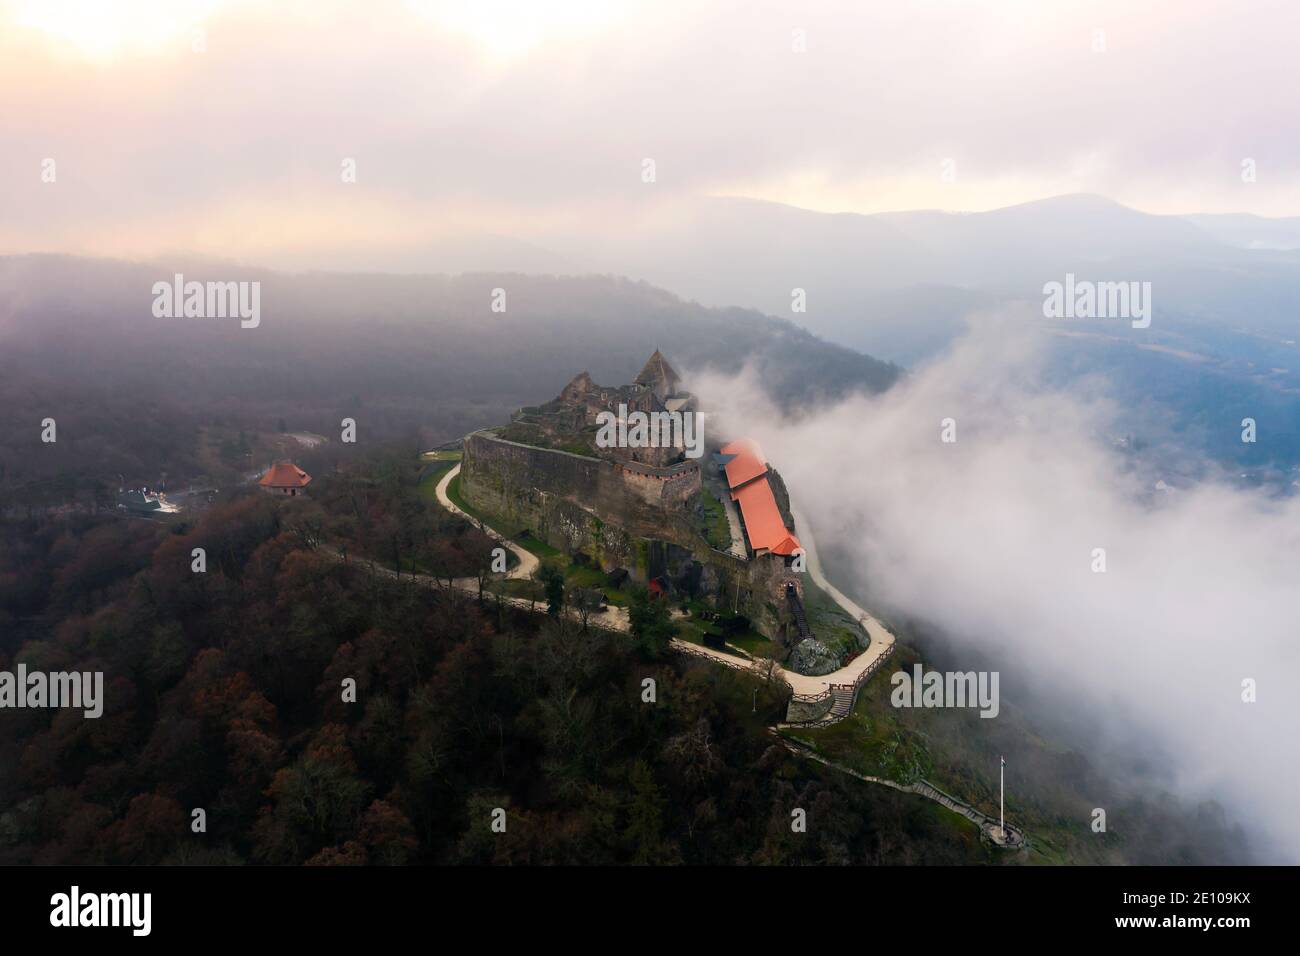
left=635, top=350, right=680, bottom=391
left=558, top=370, right=595, bottom=403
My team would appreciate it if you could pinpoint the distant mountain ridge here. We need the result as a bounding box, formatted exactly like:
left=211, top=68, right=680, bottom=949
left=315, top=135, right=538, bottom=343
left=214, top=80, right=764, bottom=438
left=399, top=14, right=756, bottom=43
left=544, top=193, right=1299, bottom=323
left=0, top=255, right=901, bottom=497
left=532, top=193, right=1300, bottom=477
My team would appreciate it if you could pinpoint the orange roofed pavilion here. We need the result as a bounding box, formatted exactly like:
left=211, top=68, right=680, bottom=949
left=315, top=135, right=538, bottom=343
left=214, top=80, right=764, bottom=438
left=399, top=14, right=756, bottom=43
left=259, top=461, right=312, bottom=496
left=718, top=438, right=802, bottom=557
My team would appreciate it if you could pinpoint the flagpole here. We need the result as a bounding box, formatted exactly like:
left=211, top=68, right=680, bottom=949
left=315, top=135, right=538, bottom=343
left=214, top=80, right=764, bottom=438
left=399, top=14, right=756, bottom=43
left=999, top=756, right=1005, bottom=837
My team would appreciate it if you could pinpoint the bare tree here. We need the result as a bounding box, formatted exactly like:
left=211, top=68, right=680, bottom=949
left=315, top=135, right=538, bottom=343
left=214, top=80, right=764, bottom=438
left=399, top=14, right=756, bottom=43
left=570, top=587, right=604, bottom=632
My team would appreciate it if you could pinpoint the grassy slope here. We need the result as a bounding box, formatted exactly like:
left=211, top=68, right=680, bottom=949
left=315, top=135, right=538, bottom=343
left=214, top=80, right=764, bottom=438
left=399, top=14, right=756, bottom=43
left=799, top=576, right=865, bottom=660
left=428, top=461, right=1113, bottom=861
left=695, top=485, right=732, bottom=551
left=781, top=637, right=1137, bottom=865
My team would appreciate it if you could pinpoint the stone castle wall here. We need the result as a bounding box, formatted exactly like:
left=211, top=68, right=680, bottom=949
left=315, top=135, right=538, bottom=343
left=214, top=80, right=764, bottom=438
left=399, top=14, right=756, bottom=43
left=460, top=431, right=702, bottom=577
left=461, top=429, right=801, bottom=640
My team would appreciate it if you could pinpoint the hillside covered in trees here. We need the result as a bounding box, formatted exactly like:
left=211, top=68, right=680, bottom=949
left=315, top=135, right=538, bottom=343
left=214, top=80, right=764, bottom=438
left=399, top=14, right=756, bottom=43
left=0, top=449, right=995, bottom=866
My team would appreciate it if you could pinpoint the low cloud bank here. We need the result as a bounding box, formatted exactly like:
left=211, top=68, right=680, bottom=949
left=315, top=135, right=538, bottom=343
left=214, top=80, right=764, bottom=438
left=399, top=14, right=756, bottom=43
left=694, top=317, right=1300, bottom=861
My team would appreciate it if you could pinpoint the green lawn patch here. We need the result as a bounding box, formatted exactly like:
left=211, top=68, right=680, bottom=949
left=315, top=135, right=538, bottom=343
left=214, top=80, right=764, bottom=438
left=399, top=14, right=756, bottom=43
left=728, top=632, right=775, bottom=659
left=679, top=601, right=773, bottom=658
left=417, top=462, right=457, bottom=500
left=695, top=487, right=732, bottom=551
left=445, top=474, right=526, bottom=538
left=515, top=532, right=561, bottom=560
left=562, top=562, right=632, bottom=606
left=798, top=576, right=870, bottom=661
left=673, top=618, right=749, bottom=658
left=564, top=564, right=607, bottom=588
left=490, top=578, right=544, bottom=601
left=784, top=677, right=935, bottom=785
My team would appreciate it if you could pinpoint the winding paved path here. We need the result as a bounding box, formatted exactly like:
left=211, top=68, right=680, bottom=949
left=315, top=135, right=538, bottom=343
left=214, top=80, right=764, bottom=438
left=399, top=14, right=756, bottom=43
left=426, top=463, right=897, bottom=698
left=435, top=463, right=537, bottom=581
left=790, top=508, right=897, bottom=690
left=430, top=462, right=632, bottom=629
left=418, top=461, right=1016, bottom=843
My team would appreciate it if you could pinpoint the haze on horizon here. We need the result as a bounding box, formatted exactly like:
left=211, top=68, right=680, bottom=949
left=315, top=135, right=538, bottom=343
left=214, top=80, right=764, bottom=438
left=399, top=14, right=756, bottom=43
left=3, top=0, right=1300, bottom=273
left=3, top=1, right=1299, bottom=866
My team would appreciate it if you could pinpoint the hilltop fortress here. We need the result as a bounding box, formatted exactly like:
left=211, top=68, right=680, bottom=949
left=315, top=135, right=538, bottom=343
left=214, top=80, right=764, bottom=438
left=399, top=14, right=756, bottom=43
left=459, top=351, right=813, bottom=643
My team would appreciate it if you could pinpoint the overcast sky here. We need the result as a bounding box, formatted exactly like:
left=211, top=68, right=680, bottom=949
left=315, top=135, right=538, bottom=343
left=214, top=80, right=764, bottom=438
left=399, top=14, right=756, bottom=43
left=694, top=318, right=1300, bottom=862
left=3, top=0, right=1298, bottom=266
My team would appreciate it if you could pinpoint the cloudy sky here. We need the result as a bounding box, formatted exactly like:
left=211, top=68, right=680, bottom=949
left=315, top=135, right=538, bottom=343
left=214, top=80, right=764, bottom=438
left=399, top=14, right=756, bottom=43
left=3, top=0, right=1299, bottom=267
left=695, top=319, right=1300, bottom=862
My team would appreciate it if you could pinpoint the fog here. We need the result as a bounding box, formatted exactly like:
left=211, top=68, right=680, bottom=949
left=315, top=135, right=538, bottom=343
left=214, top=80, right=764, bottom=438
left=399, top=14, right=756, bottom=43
left=4, top=0, right=1297, bottom=863
left=694, top=314, right=1300, bottom=862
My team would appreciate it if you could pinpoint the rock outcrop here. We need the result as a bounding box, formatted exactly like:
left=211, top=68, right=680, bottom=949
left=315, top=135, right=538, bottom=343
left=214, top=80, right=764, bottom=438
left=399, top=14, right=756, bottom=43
left=788, top=637, right=840, bottom=676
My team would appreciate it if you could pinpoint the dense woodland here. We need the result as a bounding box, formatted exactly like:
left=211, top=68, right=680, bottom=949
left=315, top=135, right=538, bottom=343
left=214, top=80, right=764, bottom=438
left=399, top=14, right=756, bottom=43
left=0, top=450, right=993, bottom=865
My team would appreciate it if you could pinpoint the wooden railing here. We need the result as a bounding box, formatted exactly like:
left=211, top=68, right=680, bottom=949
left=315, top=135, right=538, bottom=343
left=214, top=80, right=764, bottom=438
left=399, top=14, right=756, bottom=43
left=783, top=641, right=897, bottom=727
left=672, top=639, right=754, bottom=673
left=786, top=691, right=835, bottom=723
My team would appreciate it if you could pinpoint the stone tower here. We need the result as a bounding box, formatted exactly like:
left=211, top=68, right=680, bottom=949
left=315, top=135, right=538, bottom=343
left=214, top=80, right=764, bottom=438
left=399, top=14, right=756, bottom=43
left=635, top=350, right=681, bottom=403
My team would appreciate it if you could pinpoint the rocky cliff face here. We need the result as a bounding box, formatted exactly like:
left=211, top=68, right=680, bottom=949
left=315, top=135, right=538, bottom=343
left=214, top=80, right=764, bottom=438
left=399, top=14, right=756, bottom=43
left=766, top=467, right=796, bottom=532
left=461, top=431, right=699, bottom=576
left=461, top=429, right=805, bottom=643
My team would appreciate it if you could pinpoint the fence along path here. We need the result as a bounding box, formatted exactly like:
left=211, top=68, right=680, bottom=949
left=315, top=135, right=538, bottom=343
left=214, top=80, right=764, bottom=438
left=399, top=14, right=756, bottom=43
left=775, top=736, right=1027, bottom=848
left=430, top=463, right=898, bottom=720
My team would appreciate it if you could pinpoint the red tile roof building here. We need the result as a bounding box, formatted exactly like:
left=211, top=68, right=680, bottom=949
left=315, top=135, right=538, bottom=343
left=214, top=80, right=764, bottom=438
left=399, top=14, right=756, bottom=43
left=258, top=461, right=312, bottom=496
left=718, top=439, right=802, bottom=558
left=719, top=437, right=767, bottom=490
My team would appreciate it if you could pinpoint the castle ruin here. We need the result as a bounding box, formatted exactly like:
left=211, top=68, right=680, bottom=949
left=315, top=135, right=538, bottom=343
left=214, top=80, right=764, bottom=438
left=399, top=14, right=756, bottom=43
left=459, top=351, right=811, bottom=643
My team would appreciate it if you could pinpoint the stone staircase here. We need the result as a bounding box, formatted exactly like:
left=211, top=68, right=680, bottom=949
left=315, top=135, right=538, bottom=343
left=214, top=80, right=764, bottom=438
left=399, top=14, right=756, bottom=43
left=774, top=737, right=1028, bottom=849
left=790, top=684, right=858, bottom=728
left=828, top=684, right=856, bottom=721
left=785, top=583, right=812, bottom=640
left=780, top=642, right=897, bottom=729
